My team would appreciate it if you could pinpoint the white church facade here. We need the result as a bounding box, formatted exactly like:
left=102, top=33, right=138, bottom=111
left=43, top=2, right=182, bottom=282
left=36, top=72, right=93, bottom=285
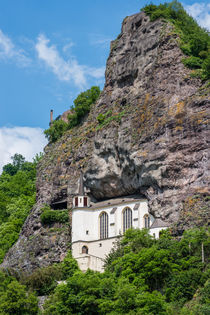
left=71, top=173, right=169, bottom=272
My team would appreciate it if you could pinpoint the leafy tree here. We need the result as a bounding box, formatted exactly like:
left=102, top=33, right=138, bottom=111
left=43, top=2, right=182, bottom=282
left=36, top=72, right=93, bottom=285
left=0, top=280, right=38, bottom=315
left=3, top=154, right=25, bottom=176
left=44, top=119, right=68, bottom=143
left=68, top=86, right=101, bottom=128
left=0, top=154, right=37, bottom=263
left=44, top=86, right=101, bottom=143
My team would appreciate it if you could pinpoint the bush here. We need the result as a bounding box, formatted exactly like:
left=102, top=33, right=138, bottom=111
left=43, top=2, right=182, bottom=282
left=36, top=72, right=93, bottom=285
left=23, top=264, right=63, bottom=295
left=202, top=55, right=210, bottom=79
left=182, top=56, right=203, bottom=69
left=44, top=86, right=101, bottom=143
left=44, top=119, right=68, bottom=143
left=68, top=86, right=101, bottom=128
left=40, top=209, right=69, bottom=225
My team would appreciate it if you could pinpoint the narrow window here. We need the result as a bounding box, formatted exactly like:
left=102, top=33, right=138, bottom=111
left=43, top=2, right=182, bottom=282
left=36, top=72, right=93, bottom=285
left=82, top=245, right=88, bottom=254
left=99, top=212, right=108, bottom=239
left=122, top=207, right=132, bottom=233
left=75, top=197, right=78, bottom=207
left=84, top=196, right=87, bottom=207
left=144, top=215, right=150, bottom=228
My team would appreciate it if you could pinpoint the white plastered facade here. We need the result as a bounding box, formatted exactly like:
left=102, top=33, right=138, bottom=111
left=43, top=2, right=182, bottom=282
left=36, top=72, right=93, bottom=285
left=71, top=197, right=168, bottom=272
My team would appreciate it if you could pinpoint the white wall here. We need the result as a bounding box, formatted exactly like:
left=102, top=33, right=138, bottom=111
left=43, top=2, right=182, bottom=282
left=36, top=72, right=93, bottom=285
left=72, top=199, right=153, bottom=243
left=72, top=199, right=168, bottom=272
left=72, top=237, right=119, bottom=272
left=149, top=226, right=168, bottom=239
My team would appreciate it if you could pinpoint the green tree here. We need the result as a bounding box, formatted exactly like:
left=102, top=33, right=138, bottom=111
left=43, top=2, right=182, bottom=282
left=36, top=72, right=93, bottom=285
left=0, top=154, right=37, bottom=263
left=0, top=280, right=38, bottom=315
left=68, top=86, right=100, bottom=128
left=44, top=119, right=68, bottom=143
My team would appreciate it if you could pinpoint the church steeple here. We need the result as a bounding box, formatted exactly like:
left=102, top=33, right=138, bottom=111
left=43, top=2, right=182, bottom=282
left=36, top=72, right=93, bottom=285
left=73, top=170, right=90, bottom=208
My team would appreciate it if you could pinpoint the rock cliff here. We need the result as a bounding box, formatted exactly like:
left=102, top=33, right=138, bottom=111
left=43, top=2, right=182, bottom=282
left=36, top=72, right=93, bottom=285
left=2, top=11, right=209, bottom=272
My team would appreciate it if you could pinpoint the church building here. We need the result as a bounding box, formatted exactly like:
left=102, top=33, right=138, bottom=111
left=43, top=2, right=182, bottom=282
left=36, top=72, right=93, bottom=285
left=71, top=172, right=169, bottom=272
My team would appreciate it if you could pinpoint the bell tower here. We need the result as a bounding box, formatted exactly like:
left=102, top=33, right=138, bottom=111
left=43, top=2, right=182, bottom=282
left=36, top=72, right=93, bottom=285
left=73, top=171, right=90, bottom=208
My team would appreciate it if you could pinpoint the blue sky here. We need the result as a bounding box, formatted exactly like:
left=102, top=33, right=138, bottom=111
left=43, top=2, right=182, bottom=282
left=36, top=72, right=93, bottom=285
left=0, top=0, right=209, bottom=171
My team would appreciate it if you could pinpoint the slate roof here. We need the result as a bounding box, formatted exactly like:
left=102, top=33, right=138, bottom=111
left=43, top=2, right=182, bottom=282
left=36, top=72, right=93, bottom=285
left=89, top=195, right=146, bottom=209
left=150, top=218, right=169, bottom=229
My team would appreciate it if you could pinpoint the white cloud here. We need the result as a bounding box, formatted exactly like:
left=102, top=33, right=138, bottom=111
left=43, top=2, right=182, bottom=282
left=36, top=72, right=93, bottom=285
left=184, top=2, right=210, bottom=30
left=35, top=34, right=105, bottom=88
left=0, top=126, right=47, bottom=173
left=63, top=41, right=75, bottom=53
left=0, top=29, right=31, bottom=66
left=89, top=34, right=112, bottom=47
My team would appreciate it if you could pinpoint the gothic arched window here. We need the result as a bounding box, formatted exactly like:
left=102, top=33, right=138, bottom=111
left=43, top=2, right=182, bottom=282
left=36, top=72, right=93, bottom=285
left=99, top=212, right=108, bottom=239
left=144, top=214, right=150, bottom=228
left=82, top=245, right=88, bottom=254
left=122, top=207, right=132, bottom=233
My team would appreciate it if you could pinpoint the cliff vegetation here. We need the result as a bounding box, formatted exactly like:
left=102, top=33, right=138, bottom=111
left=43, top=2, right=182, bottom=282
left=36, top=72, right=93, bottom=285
left=143, top=1, right=210, bottom=79
left=1, top=228, right=208, bottom=314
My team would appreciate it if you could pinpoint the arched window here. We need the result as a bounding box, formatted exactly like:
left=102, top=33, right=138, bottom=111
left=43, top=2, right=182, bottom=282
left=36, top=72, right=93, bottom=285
left=99, top=212, right=108, bottom=239
left=144, top=214, right=150, bottom=228
left=122, top=207, right=132, bottom=233
left=82, top=245, right=88, bottom=254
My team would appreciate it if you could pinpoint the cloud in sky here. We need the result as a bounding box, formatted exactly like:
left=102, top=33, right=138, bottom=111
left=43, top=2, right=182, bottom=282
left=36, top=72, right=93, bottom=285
left=0, top=126, right=47, bottom=173
left=0, top=29, right=31, bottom=67
left=184, top=2, right=210, bottom=30
left=89, top=33, right=112, bottom=47
left=35, top=34, right=105, bottom=88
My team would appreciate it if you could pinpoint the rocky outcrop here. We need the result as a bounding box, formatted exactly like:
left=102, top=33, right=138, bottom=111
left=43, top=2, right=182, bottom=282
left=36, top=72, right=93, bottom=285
left=2, top=11, right=209, bottom=272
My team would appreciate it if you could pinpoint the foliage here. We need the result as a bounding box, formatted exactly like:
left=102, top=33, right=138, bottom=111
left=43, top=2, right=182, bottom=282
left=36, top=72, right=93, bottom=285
left=23, top=264, right=63, bottom=295
left=44, top=119, right=68, bottom=143
left=3, top=153, right=25, bottom=176
left=68, top=86, right=101, bottom=128
left=22, top=251, right=79, bottom=296
left=44, top=86, right=100, bottom=143
left=142, top=1, right=210, bottom=79
left=96, top=109, right=126, bottom=130
left=0, top=271, right=38, bottom=315
left=40, top=206, right=69, bottom=225
left=182, top=56, right=203, bottom=69
left=0, top=155, right=37, bottom=263
left=42, top=228, right=209, bottom=314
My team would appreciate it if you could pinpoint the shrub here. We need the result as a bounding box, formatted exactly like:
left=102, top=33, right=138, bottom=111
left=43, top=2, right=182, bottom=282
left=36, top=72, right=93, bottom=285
left=44, top=119, right=68, bottom=143
left=182, top=56, right=203, bottom=69
left=202, top=55, right=210, bottom=79
left=40, top=209, right=69, bottom=225
left=68, top=86, right=101, bottom=128
left=23, top=264, right=63, bottom=295
left=96, top=110, right=125, bottom=130
left=44, top=86, right=101, bottom=143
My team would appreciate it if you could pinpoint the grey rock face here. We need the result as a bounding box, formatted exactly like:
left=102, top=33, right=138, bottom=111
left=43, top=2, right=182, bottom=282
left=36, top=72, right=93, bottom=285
left=2, top=12, right=209, bottom=272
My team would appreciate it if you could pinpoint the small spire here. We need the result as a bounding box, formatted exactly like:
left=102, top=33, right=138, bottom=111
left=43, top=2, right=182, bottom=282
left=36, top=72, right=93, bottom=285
left=78, top=170, right=84, bottom=195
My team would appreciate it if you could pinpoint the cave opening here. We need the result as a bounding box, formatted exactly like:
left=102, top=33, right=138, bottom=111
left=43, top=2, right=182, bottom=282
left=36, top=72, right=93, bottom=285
left=51, top=201, right=67, bottom=210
